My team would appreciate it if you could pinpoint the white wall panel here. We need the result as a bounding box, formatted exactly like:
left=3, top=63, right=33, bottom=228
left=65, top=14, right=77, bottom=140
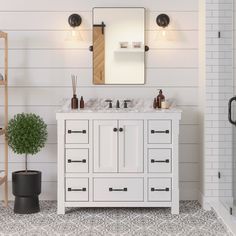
left=147, top=49, right=198, bottom=68
left=0, top=50, right=92, bottom=68
left=0, top=11, right=197, bottom=31
left=147, top=12, right=198, bottom=30
left=1, top=30, right=198, bottom=50
left=0, top=0, right=198, bottom=11
left=180, top=125, right=200, bottom=144
left=0, top=12, right=92, bottom=30
left=5, top=68, right=198, bottom=87
left=147, top=31, right=198, bottom=49
left=0, top=0, right=199, bottom=200
left=0, top=49, right=197, bottom=69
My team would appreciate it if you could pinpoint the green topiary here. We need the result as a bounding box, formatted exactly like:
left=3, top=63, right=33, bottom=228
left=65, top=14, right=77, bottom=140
left=7, top=113, right=48, bottom=172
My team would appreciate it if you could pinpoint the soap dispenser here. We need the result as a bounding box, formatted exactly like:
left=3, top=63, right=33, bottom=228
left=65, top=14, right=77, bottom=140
left=156, top=89, right=165, bottom=109
left=80, top=96, right=84, bottom=109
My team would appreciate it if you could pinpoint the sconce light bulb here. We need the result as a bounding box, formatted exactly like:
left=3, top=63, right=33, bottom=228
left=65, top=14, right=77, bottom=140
left=72, top=29, right=76, bottom=37
left=162, top=30, right=166, bottom=37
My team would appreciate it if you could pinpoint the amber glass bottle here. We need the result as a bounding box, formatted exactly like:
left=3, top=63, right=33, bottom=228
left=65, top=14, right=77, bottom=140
left=71, top=94, right=78, bottom=109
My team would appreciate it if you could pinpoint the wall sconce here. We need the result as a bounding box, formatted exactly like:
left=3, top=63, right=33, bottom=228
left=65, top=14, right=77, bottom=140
left=67, top=14, right=82, bottom=41
left=156, top=14, right=170, bottom=37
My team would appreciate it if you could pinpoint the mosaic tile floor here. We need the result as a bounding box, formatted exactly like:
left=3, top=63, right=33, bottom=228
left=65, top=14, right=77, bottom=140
left=0, top=201, right=233, bottom=236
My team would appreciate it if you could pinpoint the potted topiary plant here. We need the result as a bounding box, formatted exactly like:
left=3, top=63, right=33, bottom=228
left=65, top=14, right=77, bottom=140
left=7, top=113, right=47, bottom=214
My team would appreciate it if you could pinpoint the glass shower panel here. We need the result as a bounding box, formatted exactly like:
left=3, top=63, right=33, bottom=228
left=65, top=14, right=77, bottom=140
left=218, top=1, right=234, bottom=216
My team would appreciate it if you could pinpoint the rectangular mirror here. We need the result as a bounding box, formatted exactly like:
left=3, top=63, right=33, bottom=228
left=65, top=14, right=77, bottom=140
left=93, top=7, right=145, bottom=85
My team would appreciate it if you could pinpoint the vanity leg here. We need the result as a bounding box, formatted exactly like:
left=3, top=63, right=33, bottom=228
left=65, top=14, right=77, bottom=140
left=171, top=202, right=179, bottom=214
left=57, top=203, right=65, bottom=215
left=57, top=119, right=65, bottom=215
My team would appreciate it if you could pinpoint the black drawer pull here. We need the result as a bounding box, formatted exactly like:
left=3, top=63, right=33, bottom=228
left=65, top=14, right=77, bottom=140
left=151, top=187, right=169, bottom=192
left=68, top=187, right=86, bottom=192
left=151, top=159, right=169, bottom=163
left=68, top=130, right=86, bottom=134
left=109, top=187, right=127, bottom=192
left=151, top=130, right=169, bottom=134
left=68, top=159, right=86, bottom=163
left=113, top=128, right=118, bottom=132
left=119, top=128, right=123, bottom=132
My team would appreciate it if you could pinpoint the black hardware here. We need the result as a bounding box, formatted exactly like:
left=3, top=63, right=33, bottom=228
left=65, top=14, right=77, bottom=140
left=218, top=31, right=221, bottom=38
left=119, top=128, right=123, bottom=132
left=93, top=21, right=106, bottom=34
left=113, top=128, right=118, bottom=132
left=151, top=130, right=169, bottom=134
left=123, top=100, right=131, bottom=108
left=68, top=159, right=86, bottom=163
left=156, top=14, right=170, bottom=28
left=145, top=45, right=149, bottom=52
left=68, top=14, right=82, bottom=27
left=68, top=187, right=86, bottom=192
left=116, top=100, right=120, bottom=109
left=228, top=96, right=236, bottom=125
left=218, top=172, right=221, bottom=179
left=151, top=187, right=169, bottom=192
left=151, top=159, right=169, bottom=163
left=230, top=207, right=233, bottom=215
left=105, top=99, right=113, bottom=108
left=109, top=187, right=127, bottom=192
left=89, top=46, right=93, bottom=52
left=68, top=130, right=86, bottom=134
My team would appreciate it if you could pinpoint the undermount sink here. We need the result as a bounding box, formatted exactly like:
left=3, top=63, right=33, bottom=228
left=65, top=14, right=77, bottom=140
left=83, top=99, right=136, bottom=111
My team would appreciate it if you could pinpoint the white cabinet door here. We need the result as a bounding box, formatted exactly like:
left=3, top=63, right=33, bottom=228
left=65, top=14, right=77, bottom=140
left=94, top=120, right=118, bottom=173
left=118, top=120, right=143, bottom=173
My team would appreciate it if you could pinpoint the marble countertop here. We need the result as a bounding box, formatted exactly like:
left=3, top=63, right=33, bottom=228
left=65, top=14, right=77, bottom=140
left=57, top=99, right=182, bottom=113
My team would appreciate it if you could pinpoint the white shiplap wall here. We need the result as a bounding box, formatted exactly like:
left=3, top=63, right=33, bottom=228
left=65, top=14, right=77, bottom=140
left=0, top=0, right=199, bottom=200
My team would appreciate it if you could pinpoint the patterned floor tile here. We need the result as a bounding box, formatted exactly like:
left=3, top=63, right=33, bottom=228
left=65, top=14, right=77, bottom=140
left=0, top=201, right=233, bottom=236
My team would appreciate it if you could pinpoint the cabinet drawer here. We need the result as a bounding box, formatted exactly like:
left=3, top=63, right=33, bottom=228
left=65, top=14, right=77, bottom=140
left=66, top=120, right=89, bottom=144
left=148, top=120, right=172, bottom=144
left=148, top=149, right=171, bottom=173
left=66, top=178, right=88, bottom=202
left=148, top=178, right=171, bottom=202
left=93, top=178, right=144, bottom=202
left=66, top=149, right=89, bottom=173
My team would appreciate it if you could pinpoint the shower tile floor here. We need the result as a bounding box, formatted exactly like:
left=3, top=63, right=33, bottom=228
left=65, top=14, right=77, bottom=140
left=0, top=201, right=233, bottom=236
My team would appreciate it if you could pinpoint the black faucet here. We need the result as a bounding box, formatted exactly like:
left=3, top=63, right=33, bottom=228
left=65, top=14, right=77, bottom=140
left=105, top=99, right=113, bottom=108
left=116, top=100, right=120, bottom=109
left=124, top=100, right=131, bottom=108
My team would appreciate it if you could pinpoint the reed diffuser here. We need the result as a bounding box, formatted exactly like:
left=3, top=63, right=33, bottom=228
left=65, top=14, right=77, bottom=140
left=71, top=74, right=78, bottom=109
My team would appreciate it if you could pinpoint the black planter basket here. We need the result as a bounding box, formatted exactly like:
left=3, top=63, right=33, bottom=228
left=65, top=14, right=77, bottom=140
left=12, top=170, right=41, bottom=214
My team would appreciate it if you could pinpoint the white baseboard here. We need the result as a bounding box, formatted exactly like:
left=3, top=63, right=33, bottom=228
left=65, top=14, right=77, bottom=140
left=211, top=201, right=236, bottom=236
left=198, top=191, right=218, bottom=210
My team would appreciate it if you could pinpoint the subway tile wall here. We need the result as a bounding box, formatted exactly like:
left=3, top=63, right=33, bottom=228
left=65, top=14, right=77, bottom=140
left=204, top=0, right=233, bottom=201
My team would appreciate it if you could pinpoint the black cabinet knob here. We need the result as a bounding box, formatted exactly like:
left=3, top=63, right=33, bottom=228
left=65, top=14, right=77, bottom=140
left=119, top=128, right=123, bottom=132
left=113, top=128, right=118, bottom=132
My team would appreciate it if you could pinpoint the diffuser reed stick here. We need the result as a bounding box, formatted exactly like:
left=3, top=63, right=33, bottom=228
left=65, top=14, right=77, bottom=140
left=71, top=74, right=77, bottom=95
left=71, top=74, right=78, bottom=109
